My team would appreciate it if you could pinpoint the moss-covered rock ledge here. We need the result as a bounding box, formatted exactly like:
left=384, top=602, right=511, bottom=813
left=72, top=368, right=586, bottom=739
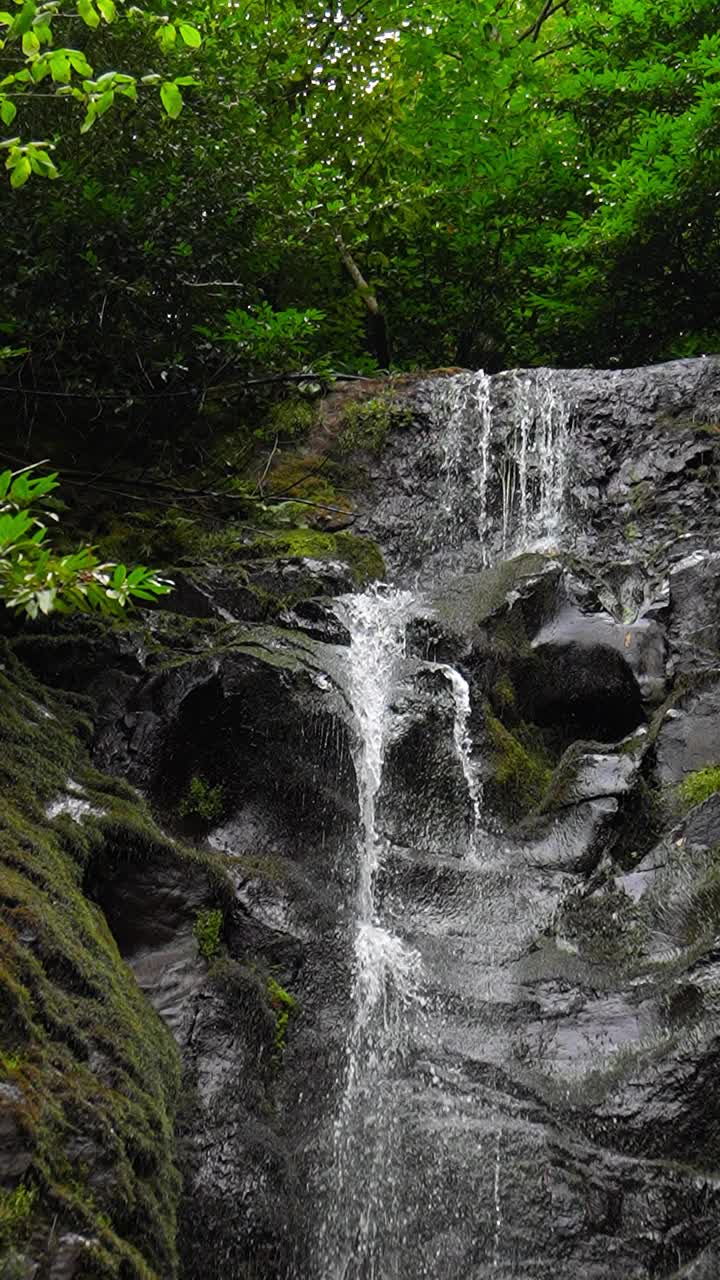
left=0, top=644, right=228, bottom=1279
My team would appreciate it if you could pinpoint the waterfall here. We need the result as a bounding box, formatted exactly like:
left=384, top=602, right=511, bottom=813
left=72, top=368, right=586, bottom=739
left=510, top=369, right=571, bottom=554
left=316, top=369, right=575, bottom=1277
left=429, top=368, right=572, bottom=564
left=433, top=371, right=493, bottom=559
left=317, top=586, right=422, bottom=1280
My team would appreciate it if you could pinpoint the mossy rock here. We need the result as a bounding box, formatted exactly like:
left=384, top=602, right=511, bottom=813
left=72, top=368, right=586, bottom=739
left=242, top=528, right=385, bottom=587
left=484, top=709, right=553, bottom=822
left=0, top=643, right=231, bottom=1277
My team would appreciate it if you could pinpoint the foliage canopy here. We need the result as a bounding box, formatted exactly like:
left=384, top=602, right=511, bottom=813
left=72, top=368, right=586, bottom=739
left=1, top=0, right=718, bottom=446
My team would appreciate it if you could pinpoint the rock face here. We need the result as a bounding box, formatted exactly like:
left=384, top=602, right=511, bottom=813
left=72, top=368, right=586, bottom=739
left=3, top=357, right=720, bottom=1280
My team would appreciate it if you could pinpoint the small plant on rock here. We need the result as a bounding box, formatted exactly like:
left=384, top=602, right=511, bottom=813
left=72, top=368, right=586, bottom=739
left=677, top=765, right=720, bottom=812
left=193, top=908, right=223, bottom=960
left=179, top=775, right=224, bottom=824
left=267, top=976, right=298, bottom=1064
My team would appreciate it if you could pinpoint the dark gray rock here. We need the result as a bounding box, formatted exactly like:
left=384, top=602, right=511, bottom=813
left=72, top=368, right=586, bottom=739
left=668, top=549, right=720, bottom=674
left=654, top=676, right=720, bottom=784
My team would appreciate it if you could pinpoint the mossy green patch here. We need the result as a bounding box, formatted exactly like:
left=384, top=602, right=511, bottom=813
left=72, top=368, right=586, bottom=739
left=193, top=908, right=223, bottom=961
left=179, top=775, right=224, bottom=825
left=245, top=527, right=385, bottom=586
left=0, top=641, right=230, bottom=1277
left=259, top=397, right=316, bottom=444
left=485, top=710, right=553, bottom=821
left=267, top=977, right=298, bottom=1065
left=336, top=395, right=412, bottom=454
left=676, top=765, right=720, bottom=813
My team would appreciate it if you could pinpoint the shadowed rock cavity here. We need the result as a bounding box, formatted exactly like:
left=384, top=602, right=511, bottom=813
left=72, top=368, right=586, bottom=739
left=517, top=640, right=645, bottom=750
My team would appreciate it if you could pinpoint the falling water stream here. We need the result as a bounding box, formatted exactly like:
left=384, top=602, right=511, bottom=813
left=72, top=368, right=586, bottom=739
left=317, top=587, right=421, bottom=1279
left=317, top=370, right=574, bottom=1277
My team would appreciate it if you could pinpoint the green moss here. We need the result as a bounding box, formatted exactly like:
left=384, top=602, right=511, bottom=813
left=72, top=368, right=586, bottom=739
left=492, top=674, right=516, bottom=711
left=337, top=395, right=412, bottom=454
left=266, top=455, right=341, bottom=508
left=0, top=642, right=201, bottom=1277
left=193, top=908, right=223, bottom=961
left=245, top=527, right=385, bottom=586
left=0, top=1184, right=36, bottom=1251
left=259, top=397, right=316, bottom=444
left=179, top=775, right=224, bottom=824
left=676, top=765, right=720, bottom=813
left=485, top=710, right=553, bottom=821
left=267, top=977, right=298, bottom=1064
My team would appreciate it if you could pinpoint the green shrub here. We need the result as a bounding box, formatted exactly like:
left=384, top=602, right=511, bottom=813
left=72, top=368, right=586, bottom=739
left=179, top=775, right=224, bottom=824
left=193, top=908, right=223, bottom=960
left=677, top=765, right=720, bottom=812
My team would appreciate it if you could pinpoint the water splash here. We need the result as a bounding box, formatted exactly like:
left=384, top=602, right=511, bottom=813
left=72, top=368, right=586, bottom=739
left=441, top=664, right=483, bottom=856
left=318, top=587, right=422, bottom=1279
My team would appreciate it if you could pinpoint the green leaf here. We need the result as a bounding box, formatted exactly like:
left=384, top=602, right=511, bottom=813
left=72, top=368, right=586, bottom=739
left=155, top=22, right=175, bottom=49
left=8, top=1, right=35, bottom=37
left=0, top=98, right=16, bottom=123
left=79, top=100, right=95, bottom=132
left=96, top=0, right=114, bottom=20
left=95, top=87, right=114, bottom=115
left=67, top=49, right=93, bottom=76
left=9, top=154, right=30, bottom=186
left=21, top=26, right=38, bottom=52
left=160, top=80, right=182, bottom=118
left=76, top=0, right=99, bottom=28
left=178, top=22, right=200, bottom=47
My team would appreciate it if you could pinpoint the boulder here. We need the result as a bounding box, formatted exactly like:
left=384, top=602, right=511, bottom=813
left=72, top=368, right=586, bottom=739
left=654, top=676, right=720, bottom=785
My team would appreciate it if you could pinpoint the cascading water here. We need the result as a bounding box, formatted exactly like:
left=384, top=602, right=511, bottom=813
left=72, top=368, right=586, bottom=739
left=428, top=367, right=572, bottom=567
left=317, top=587, right=422, bottom=1279
left=433, top=371, right=493, bottom=560
left=316, top=371, right=578, bottom=1278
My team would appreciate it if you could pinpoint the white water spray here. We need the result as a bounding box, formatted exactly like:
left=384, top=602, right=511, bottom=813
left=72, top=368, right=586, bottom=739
left=318, top=587, right=422, bottom=1279
left=441, top=665, right=483, bottom=856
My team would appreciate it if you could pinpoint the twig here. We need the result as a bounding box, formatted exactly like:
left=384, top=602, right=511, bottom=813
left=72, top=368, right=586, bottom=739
left=255, top=433, right=279, bottom=496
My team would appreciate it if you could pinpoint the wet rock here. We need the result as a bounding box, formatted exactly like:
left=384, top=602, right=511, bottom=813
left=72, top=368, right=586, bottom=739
left=0, top=1082, right=33, bottom=1179
left=517, top=639, right=645, bottom=747
left=381, top=665, right=474, bottom=855
left=654, top=676, right=720, bottom=784
left=48, top=1235, right=95, bottom=1280
left=278, top=597, right=351, bottom=645
left=522, top=796, right=619, bottom=871
left=532, top=601, right=667, bottom=706
left=668, top=549, right=720, bottom=674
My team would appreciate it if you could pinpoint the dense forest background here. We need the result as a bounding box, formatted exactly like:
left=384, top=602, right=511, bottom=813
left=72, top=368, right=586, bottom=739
left=1, top=0, right=719, bottom=455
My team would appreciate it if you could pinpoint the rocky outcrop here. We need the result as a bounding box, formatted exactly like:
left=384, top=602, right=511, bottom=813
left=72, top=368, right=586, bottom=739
left=4, top=357, right=720, bottom=1280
